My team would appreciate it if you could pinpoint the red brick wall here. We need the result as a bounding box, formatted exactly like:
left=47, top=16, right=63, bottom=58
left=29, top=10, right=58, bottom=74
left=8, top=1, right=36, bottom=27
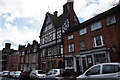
left=64, top=12, right=120, bottom=62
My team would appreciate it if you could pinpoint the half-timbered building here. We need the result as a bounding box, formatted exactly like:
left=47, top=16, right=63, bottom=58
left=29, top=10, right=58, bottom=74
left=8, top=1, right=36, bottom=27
left=39, top=0, right=79, bottom=71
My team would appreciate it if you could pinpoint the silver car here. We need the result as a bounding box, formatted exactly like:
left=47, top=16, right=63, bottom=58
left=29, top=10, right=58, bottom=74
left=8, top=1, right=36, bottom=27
left=77, top=63, right=120, bottom=80
left=29, top=70, right=46, bottom=80
left=45, top=69, right=76, bottom=80
left=13, top=71, right=21, bottom=78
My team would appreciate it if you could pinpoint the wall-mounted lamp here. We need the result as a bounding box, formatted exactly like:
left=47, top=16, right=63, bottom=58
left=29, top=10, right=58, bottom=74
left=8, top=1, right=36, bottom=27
left=112, top=45, right=116, bottom=53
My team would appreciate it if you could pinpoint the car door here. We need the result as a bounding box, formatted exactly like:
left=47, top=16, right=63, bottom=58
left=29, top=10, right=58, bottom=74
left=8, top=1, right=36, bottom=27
left=99, top=64, right=120, bottom=79
left=82, top=65, right=101, bottom=80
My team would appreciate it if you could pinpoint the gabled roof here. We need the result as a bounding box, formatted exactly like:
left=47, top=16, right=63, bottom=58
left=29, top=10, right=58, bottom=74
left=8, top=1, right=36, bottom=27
left=40, top=12, right=69, bottom=37
left=47, top=12, right=69, bottom=27
left=64, top=4, right=120, bottom=35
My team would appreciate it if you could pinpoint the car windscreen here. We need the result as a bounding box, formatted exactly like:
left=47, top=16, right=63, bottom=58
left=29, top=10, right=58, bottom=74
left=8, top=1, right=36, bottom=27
left=38, top=71, right=45, bottom=74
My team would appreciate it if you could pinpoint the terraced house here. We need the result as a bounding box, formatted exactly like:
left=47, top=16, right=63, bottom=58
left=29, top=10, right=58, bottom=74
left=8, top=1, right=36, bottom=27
left=64, top=3, right=120, bottom=72
left=39, top=0, right=79, bottom=72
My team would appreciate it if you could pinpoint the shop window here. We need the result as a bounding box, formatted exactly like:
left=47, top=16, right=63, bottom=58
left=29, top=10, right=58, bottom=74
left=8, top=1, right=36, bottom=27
left=51, top=60, right=56, bottom=69
left=94, top=53, right=106, bottom=64
left=66, top=57, right=73, bottom=68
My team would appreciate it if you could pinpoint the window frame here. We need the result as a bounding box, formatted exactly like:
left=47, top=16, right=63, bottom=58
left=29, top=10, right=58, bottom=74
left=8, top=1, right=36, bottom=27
left=92, top=35, right=105, bottom=48
left=80, top=28, right=87, bottom=36
left=68, top=44, right=74, bottom=52
left=91, top=21, right=102, bottom=31
left=80, top=40, right=85, bottom=50
left=106, top=16, right=116, bottom=26
left=67, top=35, right=73, bottom=40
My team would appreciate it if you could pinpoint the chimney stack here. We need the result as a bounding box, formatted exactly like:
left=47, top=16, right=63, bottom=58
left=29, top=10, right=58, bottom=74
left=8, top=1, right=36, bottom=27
left=5, top=43, right=11, bottom=49
left=63, top=0, right=74, bottom=13
left=54, top=11, right=58, bottom=17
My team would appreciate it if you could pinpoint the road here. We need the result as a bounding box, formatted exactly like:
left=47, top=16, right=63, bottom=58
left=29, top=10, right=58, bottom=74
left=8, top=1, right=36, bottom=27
left=0, top=76, right=19, bottom=80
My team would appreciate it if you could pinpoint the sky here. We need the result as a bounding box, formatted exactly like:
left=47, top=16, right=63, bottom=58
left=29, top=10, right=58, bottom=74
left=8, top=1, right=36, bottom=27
left=0, top=0, right=119, bottom=50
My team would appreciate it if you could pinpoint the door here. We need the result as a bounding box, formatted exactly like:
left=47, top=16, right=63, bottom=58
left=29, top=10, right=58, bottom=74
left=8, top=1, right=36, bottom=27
left=76, top=57, right=80, bottom=72
left=82, top=56, right=87, bottom=72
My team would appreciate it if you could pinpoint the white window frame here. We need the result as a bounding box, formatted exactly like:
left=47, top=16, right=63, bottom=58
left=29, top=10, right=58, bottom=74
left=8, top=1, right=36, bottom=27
left=106, top=16, right=116, bottom=26
left=80, top=28, right=87, bottom=36
left=93, top=35, right=105, bottom=48
left=80, top=40, right=85, bottom=50
left=67, top=35, right=73, bottom=40
left=68, top=44, right=74, bottom=52
left=91, top=21, right=102, bottom=31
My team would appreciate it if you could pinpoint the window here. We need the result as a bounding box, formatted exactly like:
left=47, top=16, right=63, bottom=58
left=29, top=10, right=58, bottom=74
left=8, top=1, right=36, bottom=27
left=33, top=55, right=36, bottom=62
left=92, top=35, right=105, bottom=48
left=68, top=44, right=74, bottom=52
left=27, top=50, right=30, bottom=53
left=51, top=60, right=56, bottom=69
left=107, top=16, right=116, bottom=26
left=21, top=64, right=23, bottom=70
left=21, top=57, right=24, bottom=63
left=103, top=65, right=120, bottom=74
left=67, top=35, right=73, bottom=40
left=22, top=51, right=24, bottom=55
left=94, top=53, right=106, bottom=64
left=91, top=21, right=102, bottom=31
left=80, top=28, right=87, bottom=36
left=86, top=65, right=100, bottom=75
left=66, top=57, right=73, bottom=68
left=80, top=40, right=85, bottom=50
left=26, top=56, right=29, bottom=63
left=33, top=48, right=37, bottom=52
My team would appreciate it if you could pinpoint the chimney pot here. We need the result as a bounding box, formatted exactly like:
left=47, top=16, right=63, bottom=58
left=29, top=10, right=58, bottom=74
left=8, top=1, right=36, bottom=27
left=54, top=11, right=58, bottom=17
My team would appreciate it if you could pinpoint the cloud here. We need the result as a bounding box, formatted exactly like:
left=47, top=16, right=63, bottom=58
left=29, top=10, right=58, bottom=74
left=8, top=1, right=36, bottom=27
left=0, top=0, right=119, bottom=50
left=74, top=0, right=119, bottom=21
left=0, top=23, right=39, bottom=50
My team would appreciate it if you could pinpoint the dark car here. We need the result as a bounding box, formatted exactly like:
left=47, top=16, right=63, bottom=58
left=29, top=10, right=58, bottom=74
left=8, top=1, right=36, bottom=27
left=45, top=69, right=77, bottom=80
left=19, top=70, right=31, bottom=80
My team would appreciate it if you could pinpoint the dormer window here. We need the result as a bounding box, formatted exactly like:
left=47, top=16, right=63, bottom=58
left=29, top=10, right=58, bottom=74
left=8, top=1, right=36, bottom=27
left=106, top=16, right=116, bottom=26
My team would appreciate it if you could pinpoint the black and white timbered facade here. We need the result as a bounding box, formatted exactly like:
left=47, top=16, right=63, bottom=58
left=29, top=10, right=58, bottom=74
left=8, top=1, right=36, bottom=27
left=39, top=0, right=79, bottom=71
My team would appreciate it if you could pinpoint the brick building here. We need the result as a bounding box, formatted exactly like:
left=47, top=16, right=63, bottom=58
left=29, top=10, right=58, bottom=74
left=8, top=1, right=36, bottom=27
left=6, top=51, right=20, bottom=71
left=64, top=4, right=120, bottom=72
left=2, top=43, right=15, bottom=71
left=19, top=40, right=39, bottom=71
left=39, top=0, right=79, bottom=72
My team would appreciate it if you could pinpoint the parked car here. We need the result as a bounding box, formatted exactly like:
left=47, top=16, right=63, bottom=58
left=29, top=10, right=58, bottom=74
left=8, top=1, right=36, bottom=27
left=45, top=69, right=76, bottom=80
left=8, top=71, right=14, bottom=78
left=19, top=70, right=31, bottom=80
left=2, top=71, right=9, bottom=77
left=77, top=63, right=120, bottom=80
left=29, top=70, right=46, bottom=80
left=13, top=71, right=21, bottom=78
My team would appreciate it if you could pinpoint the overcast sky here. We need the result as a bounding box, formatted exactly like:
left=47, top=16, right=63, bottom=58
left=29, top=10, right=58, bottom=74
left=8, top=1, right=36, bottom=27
left=0, top=0, right=119, bottom=50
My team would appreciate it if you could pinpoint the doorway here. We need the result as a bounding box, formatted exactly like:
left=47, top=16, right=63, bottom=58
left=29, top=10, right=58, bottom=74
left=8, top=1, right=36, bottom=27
left=81, top=56, right=87, bottom=72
